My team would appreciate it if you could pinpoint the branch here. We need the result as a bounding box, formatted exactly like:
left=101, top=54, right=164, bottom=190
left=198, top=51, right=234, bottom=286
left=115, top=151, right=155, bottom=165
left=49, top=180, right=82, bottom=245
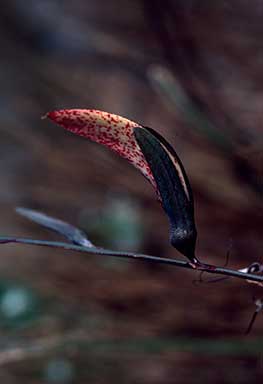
left=0, top=236, right=263, bottom=285
left=2, top=331, right=263, bottom=366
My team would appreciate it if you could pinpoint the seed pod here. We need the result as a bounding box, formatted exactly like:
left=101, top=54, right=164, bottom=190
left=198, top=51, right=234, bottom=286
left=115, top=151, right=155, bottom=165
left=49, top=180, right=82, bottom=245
left=47, top=109, right=199, bottom=263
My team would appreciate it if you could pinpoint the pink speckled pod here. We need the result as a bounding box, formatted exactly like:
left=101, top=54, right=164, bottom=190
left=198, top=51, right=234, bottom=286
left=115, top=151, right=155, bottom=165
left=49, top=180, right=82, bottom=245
left=46, top=109, right=201, bottom=263
left=47, top=109, right=157, bottom=191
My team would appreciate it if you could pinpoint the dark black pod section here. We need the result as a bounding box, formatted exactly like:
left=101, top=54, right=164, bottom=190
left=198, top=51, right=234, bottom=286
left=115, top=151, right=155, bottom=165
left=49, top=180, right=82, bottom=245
left=134, top=126, right=198, bottom=263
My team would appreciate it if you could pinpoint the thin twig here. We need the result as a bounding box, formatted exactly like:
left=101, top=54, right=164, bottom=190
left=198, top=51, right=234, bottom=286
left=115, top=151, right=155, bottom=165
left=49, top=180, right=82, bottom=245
left=245, top=299, right=263, bottom=334
left=0, top=236, right=263, bottom=284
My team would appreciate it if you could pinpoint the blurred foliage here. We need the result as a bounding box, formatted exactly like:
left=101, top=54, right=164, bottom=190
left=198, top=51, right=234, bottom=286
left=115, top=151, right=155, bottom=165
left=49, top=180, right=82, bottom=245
left=0, top=0, right=263, bottom=383
left=0, top=283, right=39, bottom=328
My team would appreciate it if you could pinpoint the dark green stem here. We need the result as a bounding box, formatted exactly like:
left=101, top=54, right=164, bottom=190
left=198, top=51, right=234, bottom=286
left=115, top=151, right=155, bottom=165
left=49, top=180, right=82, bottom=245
left=0, top=236, right=262, bottom=284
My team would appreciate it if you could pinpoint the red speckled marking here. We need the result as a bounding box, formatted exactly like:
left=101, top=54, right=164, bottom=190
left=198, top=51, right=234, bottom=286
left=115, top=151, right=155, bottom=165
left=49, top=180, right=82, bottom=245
left=47, top=109, right=157, bottom=192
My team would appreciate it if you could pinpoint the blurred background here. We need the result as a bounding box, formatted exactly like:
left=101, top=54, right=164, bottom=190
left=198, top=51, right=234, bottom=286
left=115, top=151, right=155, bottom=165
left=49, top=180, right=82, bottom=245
left=0, top=0, right=262, bottom=382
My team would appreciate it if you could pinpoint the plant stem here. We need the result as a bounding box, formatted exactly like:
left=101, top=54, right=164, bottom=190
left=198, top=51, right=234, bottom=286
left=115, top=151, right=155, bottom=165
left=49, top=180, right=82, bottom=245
left=0, top=236, right=263, bottom=284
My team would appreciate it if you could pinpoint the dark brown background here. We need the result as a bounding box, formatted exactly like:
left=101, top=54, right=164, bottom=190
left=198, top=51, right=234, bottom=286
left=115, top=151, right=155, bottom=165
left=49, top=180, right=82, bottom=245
left=0, top=1, right=262, bottom=383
